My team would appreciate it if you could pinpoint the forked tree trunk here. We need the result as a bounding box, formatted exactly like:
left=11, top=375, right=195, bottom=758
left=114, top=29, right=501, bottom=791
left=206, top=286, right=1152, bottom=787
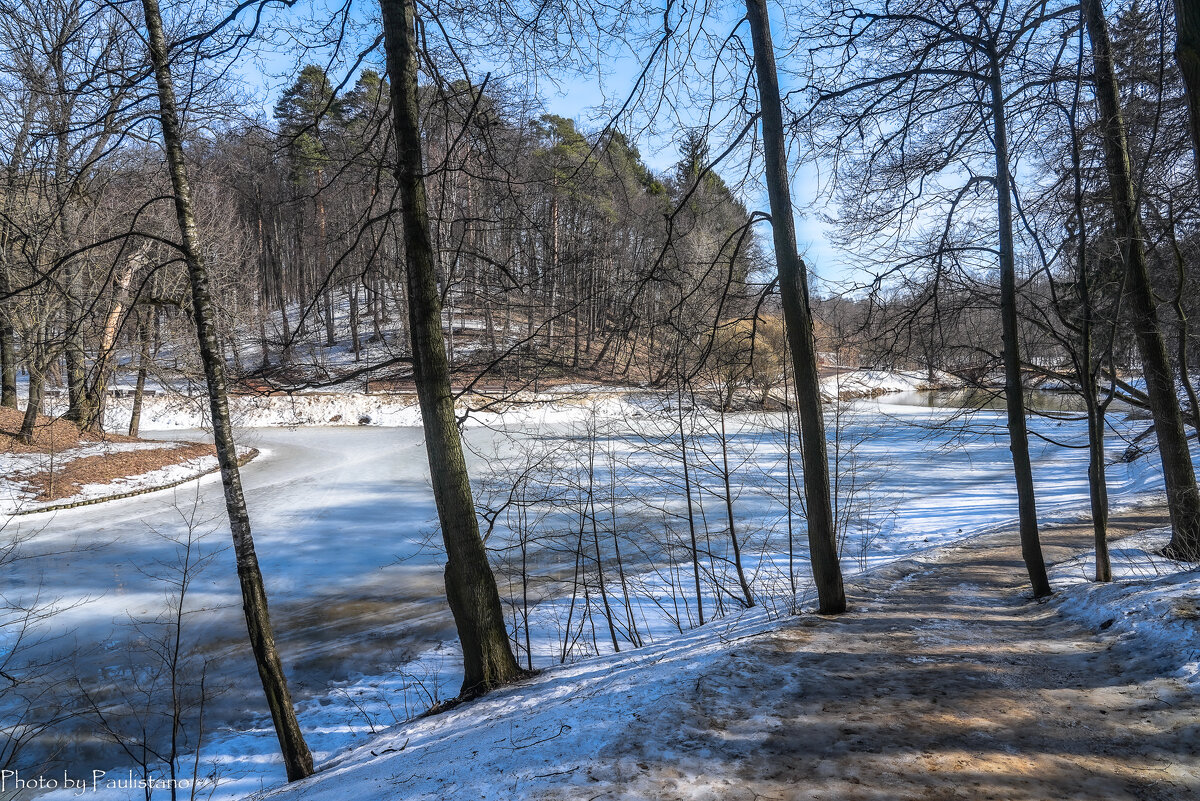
left=1083, top=0, right=1200, bottom=561
left=379, top=0, right=524, bottom=696
left=86, top=249, right=144, bottom=432
left=987, top=50, right=1051, bottom=597
left=745, top=0, right=846, bottom=614
left=139, top=0, right=314, bottom=780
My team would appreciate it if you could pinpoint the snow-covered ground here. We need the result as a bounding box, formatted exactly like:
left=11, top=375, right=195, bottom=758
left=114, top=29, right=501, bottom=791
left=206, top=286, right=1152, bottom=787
left=93, top=386, right=637, bottom=431
left=818, top=368, right=946, bottom=399
left=84, top=369, right=950, bottom=432
left=6, top=388, right=1195, bottom=801
left=1050, top=527, right=1200, bottom=688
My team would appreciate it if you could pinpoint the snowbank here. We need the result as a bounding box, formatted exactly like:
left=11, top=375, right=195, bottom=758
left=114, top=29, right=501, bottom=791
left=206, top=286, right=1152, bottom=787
left=1, top=447, right=261, bottom=516
left=95, top=370, right=954, bottom=431
left=97, top=387, right=685, bottom=432
left=819, top=368, right=944, bottom=400
left=1049, top=527, right=1200, bottom=688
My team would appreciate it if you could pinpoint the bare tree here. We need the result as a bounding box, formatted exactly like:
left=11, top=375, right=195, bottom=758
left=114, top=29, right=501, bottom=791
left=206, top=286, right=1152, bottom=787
left=378, top=0, right=525, bottom=697
left=137, top=0, right=313, bottom=780
left=1083, top=0, right=1200, bottom=561
left=805, top=0, right=1065, bottom=596
left=745, top=0, right=846, bottom=614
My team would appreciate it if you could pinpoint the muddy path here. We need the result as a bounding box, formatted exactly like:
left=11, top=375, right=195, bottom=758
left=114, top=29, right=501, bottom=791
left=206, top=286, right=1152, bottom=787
left=590, top=506, right=1199, bottom=800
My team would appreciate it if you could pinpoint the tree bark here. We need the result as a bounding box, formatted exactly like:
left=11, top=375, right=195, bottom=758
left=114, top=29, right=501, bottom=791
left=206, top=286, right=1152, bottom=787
left=63, top=286, right=88, bottom=424
left=1173, top=0, right=1200, bottom=185
left=0, top=103, right=29, bottom=411
left=987, top=51, right=1051, bottom=597
left=139, top=0, right=314, bottom=780
left=86, top=248, right=143, bottom=432
left=676, top=379, right=705, bottom=626
left=745, top=0, right=846, bottom=614
left=379, top=0, right=524, bottom=696
left=19, top=348, right=44, bottom=446
left=0, top=263, right=15, bottom=408
left=129, top=313, right=152, bottom=438
left=1070, top=55, right=1112, bottom=583
left=1083, top=0, right=1200, bottom=561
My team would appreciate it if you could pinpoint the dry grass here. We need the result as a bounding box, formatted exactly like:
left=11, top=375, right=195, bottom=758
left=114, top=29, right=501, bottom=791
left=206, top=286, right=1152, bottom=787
left=1, top=406, right=216, bottom=503
left=0, top=405, right=137, bottom=454
left=22, top=442, right=215, bottom=502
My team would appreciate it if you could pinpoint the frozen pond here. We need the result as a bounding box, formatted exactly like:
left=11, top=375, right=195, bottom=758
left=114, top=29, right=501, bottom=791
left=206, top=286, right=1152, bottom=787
left=1, top=395, right=1170, bottom=797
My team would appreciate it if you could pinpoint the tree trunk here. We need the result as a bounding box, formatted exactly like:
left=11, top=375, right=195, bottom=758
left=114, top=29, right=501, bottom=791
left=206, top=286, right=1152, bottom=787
left=87, top=249, right=143, bottom=432
left=379, top=0, right=524, bottom=696
left=676, top=379, right=705, bottom=626
left=719, top=407, right=754, bottom=608
left=318, top=186, right=336, bottom=348
left=1166, top=217, right=1200, bottom=436
left=0, top=258, right=15, bottom=409
left=350, top=282, right=361, bottom=362
left=1085, top=394, right=1112, bottom=581
left=19, top=354, right=44, bottom=446
left=1070, top=57, right=1112, bottom=583
left=64, top=306, right=88, bottom=424
left=129, top=314, right=152, bottom=438
left=140, top=0, right=314, bottom=780
left=745, top=0, right=846, bottom=614
left=1173, top=0, right=1200, bottom=185
left=1084, top=0, right=1200, bottom=561
left=988, top=51, right=1051, bottom=597
left=0, top=110, right=28, bottom=411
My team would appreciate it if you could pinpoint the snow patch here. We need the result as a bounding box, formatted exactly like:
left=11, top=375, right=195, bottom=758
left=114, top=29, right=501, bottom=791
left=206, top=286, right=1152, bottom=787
left=1050, top=527, right=1200, bottom=687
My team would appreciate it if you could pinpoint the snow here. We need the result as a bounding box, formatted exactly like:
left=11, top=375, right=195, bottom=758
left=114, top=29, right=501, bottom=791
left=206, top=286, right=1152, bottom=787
left=89, top=369, right=954, bottom=432
left=246, top=604, right=786, bottom=801
left=10, top=384, right=1197, bottom=801
left=819, top=368, right=942, bottom=399
left=1049, top=527, right=1200, bottom=688
left=94, top=388, right=641, bottom=431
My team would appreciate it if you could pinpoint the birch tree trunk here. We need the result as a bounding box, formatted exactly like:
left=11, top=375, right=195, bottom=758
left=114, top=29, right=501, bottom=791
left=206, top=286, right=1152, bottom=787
left=378, top=0, right=524, bottom=695
left=139, top=0, right=314, bottom=780
left=745, top=0, right=846, bottom=614
left=1083, top=0, right=1200, bottom=561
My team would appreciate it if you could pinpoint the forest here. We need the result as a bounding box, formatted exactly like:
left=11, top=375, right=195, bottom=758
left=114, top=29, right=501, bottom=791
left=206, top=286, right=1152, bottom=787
left=2, top=0, right=1199, bottom=799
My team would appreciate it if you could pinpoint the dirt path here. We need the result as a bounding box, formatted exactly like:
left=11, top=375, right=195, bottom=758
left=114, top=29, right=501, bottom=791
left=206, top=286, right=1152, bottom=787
left=591, top=506, right=1199, bottom=800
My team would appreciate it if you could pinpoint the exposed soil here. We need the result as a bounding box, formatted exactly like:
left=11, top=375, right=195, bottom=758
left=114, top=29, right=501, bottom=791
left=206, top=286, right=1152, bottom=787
left=0, top=405, right=136, bottom=453
left=584, top=506, right=1199, bottom=800
left=1, top=405, right=216, bottom=504
left=23, top=441, right=215, bottom=501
